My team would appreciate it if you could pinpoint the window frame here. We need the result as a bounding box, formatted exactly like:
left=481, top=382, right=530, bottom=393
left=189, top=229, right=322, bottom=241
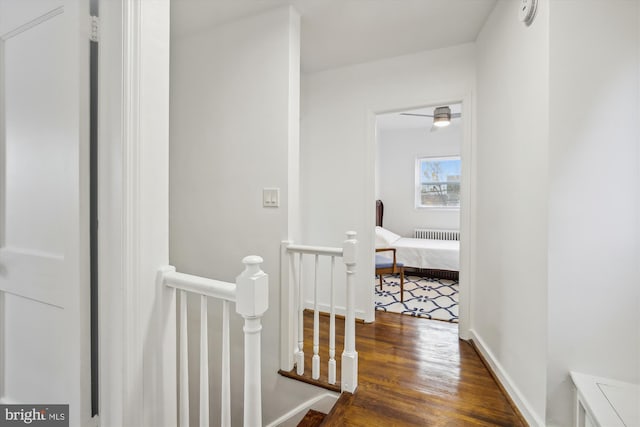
left=415, top=155, right=461, bottom=210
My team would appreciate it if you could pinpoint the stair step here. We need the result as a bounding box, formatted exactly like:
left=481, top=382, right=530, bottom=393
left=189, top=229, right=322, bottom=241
left=296, top=409, right=326, bottom=427
left=278, top=369, right=341, bottom=393
left=316, top=392, right=353, bottom=426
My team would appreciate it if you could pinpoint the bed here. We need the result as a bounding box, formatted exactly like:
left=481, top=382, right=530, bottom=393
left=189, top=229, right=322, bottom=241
left=375, top=200, right=459, bottom=277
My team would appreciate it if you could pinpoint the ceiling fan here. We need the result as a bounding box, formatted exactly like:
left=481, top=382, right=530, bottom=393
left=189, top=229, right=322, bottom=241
left=400, top=106, right=461, bottom=132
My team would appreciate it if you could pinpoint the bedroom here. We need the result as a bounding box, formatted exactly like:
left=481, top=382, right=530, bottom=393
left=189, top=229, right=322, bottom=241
left=374, top=104, right=463, bottom=321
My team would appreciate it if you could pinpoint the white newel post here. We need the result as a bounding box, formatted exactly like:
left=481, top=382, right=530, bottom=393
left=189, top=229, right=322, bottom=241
left=236, top=256, right=269, bottom=427
left=341, top=231, right=358, bottom=393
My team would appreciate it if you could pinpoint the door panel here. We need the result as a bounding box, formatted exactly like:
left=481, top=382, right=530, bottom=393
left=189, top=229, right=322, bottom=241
left=4, top=293, right=67, bottom=401
left=1, top=4, right=68, bottom=308
left=0, top=0, right=89, bottom=424
left=4, top=10, right=68, bottom=257
left=0, top=1, right=63, bottom=32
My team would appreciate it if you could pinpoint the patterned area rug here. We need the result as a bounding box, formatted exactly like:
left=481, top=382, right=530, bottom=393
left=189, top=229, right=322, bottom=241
left=374, top=274, right=459, bottom=322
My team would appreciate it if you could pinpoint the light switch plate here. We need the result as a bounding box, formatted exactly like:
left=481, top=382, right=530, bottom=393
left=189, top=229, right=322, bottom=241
left=263, top=188, right=280, bottom=207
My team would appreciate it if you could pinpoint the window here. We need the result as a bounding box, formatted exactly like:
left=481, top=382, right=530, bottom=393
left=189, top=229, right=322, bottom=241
left=416, top=156, right=461, bottom=208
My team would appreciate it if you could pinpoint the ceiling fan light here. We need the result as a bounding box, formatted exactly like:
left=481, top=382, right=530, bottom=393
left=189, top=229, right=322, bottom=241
left=433, top=116, right=450, bottom=127
left=433, top=106, right=452, bottom=127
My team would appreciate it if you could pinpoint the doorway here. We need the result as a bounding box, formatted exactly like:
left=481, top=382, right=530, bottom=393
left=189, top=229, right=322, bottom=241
left=369, top=100, right=472, bottom=337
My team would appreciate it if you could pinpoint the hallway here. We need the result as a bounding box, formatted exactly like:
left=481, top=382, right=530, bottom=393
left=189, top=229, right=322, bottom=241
left=292, top=311, right=526, bottom=426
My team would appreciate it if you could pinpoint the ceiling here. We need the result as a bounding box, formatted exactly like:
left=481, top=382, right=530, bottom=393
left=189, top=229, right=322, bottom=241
left=171, top=0, right=497, bottom=73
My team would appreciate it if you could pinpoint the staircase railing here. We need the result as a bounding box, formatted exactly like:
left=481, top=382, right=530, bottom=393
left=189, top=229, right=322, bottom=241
left=280, top=232, right=358, bottom=393
left=159, top=256, right=268, bottom=427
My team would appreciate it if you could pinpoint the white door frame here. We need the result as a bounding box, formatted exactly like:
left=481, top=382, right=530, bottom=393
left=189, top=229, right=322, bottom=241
left=365, top=93, right=474, bottom=339
left=97, top=1, right=173, bottom=426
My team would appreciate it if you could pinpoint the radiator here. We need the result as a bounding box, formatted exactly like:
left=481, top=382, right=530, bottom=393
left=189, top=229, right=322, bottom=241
left=414, top=228, right=460, bottom=241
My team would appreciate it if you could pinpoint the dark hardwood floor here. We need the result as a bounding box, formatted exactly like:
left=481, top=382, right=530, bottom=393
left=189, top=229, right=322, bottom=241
left=287, top=310, right=526, bottom=426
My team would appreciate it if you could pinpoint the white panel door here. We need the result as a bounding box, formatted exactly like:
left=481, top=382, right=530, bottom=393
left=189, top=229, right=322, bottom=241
left=0, top=0, right=90, bottom=425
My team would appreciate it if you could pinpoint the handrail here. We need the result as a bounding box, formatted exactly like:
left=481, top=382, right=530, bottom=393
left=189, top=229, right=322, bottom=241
left=286, top=244, right=343, bottom=257
left=164, top=271, right=237, bottom=301
left=159, top=255, right=268, bottom=427
left=280, top=232, right=358, bottom=393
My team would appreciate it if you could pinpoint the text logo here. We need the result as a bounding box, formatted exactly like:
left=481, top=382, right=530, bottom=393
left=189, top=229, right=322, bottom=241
left=0, top=405, right=68, bottom=427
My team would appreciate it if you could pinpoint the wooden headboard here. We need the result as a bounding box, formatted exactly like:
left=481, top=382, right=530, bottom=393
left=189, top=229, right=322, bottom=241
left=376, top=200, right=384, bottom=227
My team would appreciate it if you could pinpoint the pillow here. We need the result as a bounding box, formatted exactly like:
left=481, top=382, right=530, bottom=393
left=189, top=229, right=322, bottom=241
left=375, top=226, right=401, bottom=247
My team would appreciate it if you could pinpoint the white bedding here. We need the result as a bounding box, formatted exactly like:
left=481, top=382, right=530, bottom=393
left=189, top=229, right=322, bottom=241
left=375, top=226, right=459, bottom=271
left=393, top=237, right=459, bottom=271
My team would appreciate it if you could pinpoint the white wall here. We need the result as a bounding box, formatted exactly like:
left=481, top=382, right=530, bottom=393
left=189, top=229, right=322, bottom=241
left=377, top=124, right=462, bottom=236
left=169, top=7, right=322, bottom=424
left=547, top=2, right=640, bottom=426
left=475, top=2, right=640, bottom=425
left=474, top=1, right=549, bottom=425
left=301, top=44, right=475, bottom=322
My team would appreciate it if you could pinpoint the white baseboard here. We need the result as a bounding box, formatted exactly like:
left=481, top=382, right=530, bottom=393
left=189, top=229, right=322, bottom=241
left=265, top=392, right=339, bottom=427
left=468, top=329, right=545, bottom=427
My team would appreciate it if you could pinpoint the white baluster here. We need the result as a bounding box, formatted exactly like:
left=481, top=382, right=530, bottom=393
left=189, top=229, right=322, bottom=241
left=200, top=295, right=209, bottom=427
left=296, top=253, right=304, bottom=375
left=341, top=231, right=358, bottom=393
left=221, top=300, right=231, bottom=427
left=312, top=255, right=320, bottom=380
left=328, top=256, right=336, bottom=385
left=236, top=256, right=269, bottom=427
left=179, top=290, right=189, bottom=427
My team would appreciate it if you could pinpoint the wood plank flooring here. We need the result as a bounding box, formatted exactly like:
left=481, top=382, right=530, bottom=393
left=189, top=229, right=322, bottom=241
left=297, top=409, right=327, bottom=427
left=289, top=310, right=526, bottom=426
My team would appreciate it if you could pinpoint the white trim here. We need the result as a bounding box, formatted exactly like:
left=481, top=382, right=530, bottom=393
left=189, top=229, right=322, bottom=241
left=120, top=1, right=143, bottom=426
left=366, top=93, right=473, bottom=337
left=469, top=329, right=545, bottom=427
left=97, top=1, right=145, bottom=426
left=98, top=0, right=172, bottom=424
left=97, top=0, right=125, bottom=423
left=363, top=110, right=377, bottom=324
left=457, top=93, right=473, bottom=340
left=280, top=241, right=295, bottom=371
left=98, top=0, right=138, bottom=422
